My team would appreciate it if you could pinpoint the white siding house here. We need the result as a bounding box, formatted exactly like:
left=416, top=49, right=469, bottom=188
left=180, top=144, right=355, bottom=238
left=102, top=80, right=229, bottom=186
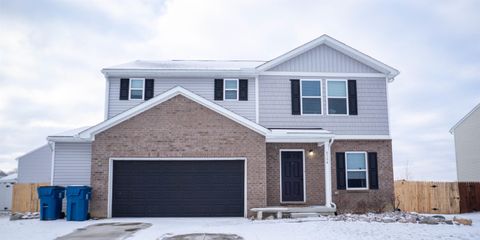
left=450, top=103, right=480, bottom=182
left=16, top=144, right=52, bottom=183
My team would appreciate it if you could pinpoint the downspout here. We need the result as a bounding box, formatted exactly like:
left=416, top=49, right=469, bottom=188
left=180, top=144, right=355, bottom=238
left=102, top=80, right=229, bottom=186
left=255, top=75, right=260, bottom=123
left=385, top=75, right=392, bottom=137
left=49, top=141, right=55, bottom=186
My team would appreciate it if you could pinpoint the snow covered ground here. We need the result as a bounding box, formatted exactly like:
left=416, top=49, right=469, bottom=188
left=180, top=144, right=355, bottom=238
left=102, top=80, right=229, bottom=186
left=1, top=213, right=479, bottom=240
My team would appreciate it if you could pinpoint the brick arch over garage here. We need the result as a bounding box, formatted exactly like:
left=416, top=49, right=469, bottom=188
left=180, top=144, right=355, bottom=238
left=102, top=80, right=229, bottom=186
left=90, top=95, right=267, bottom=218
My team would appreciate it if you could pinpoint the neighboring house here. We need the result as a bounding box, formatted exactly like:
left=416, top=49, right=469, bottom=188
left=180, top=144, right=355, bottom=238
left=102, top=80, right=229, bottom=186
left=16, top=144, right=52, bottom=184
left=0, top=173, right=17, bottom=211
left=45, top=35, right=399, bottom=218
left=450, top=103, right=480, bottom=182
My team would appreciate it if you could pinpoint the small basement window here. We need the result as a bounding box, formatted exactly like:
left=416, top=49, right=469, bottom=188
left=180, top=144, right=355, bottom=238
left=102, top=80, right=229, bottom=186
left=224, top=79, right=238, bottom=100
left=301, top=80, right=322, bottom=114
left=327, top=80, right=348, bottom=115
left=346, top=152, right=368, bottom=190
left=130, top=78, right=145, bottom=100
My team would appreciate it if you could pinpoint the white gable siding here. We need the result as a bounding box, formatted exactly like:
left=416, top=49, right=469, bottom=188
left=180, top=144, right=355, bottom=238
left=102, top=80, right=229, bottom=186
left=258, top=76, right=389, bottom=135
left=52, top=142, right=91, bottom=186
left=267, top=45, right=380, bottom=73
left=17, top=145, right=52, bottom=183
left=454, top=107, right=480, bottom=181
left=107, top=77, right=256, bottom=121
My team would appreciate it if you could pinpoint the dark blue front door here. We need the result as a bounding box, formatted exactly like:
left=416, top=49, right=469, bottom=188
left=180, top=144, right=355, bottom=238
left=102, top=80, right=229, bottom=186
left=281, top=151, right=304, bottom=202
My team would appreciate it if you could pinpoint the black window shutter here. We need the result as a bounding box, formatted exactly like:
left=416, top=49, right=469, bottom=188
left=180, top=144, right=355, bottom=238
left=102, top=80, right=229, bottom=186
left=120, top=78, right=129, bottom=100
left=336, top=152, right=346, bottom=190
left=291, top=79, right=300, bottom=115
left=239, top=79, right=248, bottom=101
left=144, top=79, right=154, bottom=100
left=368, top=152, right=379, bottom=189
left=348, top=80, right=358, bottom=115
left=214, top=79, right=223, bottom=100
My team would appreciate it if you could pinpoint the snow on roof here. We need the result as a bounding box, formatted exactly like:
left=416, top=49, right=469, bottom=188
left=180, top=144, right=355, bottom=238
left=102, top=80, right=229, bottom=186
left=0, top=173, right=17, bottom=182
left=103, top=60, right=266, bottom=71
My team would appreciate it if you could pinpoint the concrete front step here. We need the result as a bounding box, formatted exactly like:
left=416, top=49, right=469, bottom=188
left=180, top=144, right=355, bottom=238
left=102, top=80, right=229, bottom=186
left=251, top=205, right=336, bottom=220
left=290, top=212, right=322, bottom=218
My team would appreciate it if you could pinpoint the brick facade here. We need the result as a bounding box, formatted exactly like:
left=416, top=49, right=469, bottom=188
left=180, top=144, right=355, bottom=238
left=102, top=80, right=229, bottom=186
left=331, top=140, right=395, bottom=213
left=89, top=95, right=393, bottom=217
left=266, top=140, right=394, bottom=213
left=90, top=95, right=267, bottom=218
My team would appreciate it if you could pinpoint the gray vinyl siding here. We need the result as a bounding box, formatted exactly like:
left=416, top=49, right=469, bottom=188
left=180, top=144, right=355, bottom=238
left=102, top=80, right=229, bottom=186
left=268, top=44, right=380, bottom=73
left=52, top=142, right=91, bottom=186
left=17, top=145, right=52, bottom=183
left=107, top=77, right=256, bottom=121
left=258, top=75, right=389, bottom=135
left=454, top=107, right=480, bottom=181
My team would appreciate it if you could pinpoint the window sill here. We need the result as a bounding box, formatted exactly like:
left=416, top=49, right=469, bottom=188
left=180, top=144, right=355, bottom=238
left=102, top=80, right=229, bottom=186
left=343, top=189, right=370, bottom=193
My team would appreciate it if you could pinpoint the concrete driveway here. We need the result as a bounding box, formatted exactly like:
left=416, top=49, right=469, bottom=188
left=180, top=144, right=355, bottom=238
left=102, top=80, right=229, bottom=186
left=56, top=222, right=151, bottom=240
left=56, top=222, right=243, bottom=240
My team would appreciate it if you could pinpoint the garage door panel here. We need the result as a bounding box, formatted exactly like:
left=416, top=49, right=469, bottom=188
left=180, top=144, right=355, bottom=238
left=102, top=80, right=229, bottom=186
left=112, top=160, right=244, bottom=217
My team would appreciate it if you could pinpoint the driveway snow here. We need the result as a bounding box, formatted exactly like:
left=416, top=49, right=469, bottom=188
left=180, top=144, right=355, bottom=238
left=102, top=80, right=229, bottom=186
left=1, top=213, right=479, bottom=240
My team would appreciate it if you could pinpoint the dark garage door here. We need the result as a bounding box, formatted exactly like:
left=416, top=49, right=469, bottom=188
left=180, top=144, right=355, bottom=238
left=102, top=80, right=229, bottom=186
left=112, top=160, right=245, bottom=217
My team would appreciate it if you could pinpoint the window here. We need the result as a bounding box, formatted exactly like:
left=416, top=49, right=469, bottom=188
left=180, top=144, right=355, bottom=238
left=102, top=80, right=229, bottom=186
left=301, top=80, right=322, bottom=114
left=130, top=78, right=144, bottom=100
left=327, top=80, right=348, bottom=115
left=224, top=79, right=238, bottom=100
left=346, top=152, right=368, bottom=189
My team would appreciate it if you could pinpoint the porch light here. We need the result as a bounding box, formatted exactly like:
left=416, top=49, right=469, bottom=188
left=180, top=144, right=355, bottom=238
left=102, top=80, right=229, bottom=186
left=309, top=149, right=314, bottom=155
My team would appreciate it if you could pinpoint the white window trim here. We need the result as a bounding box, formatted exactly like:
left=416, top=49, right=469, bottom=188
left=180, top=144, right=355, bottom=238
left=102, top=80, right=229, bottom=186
left=223, top=78, right=239, bottom=101
left=129, top=78, right=145, bottom=100
left=300, top=79, right=322, bottom=115
left=345, top=151, right=369, bottom=190
left=279, top=149, right=307, bottom=203
left=326, top=79, right=349, bottom=116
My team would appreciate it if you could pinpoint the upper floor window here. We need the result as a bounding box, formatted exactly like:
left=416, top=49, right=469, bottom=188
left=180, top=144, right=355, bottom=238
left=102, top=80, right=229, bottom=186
left=130, top=78, right=144, bottom=100
left=301, top=80, right=322, bottom=114
left=224, top=79, right=238, bottom=100
left=346, top=152, right=368, bottom=190
left=327, top=80, right=348, bottom=115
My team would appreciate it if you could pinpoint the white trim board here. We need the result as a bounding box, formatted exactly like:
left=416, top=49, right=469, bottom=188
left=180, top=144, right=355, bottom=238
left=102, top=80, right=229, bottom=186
left=107, top=157, right=248, bottom=218
left=260, top=71, right=386, bottom=78
left=334, top=135, right=391, bottom=140
left=279, top=149, right=307, bottom=204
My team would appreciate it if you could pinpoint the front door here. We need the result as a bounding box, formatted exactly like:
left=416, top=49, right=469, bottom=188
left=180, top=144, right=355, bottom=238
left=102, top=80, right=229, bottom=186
left=281, top=151, right=304, bottom=202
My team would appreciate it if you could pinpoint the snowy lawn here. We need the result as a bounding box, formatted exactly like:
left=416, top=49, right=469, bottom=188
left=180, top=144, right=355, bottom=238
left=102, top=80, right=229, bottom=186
left=1, top=213, right=479, bottom=240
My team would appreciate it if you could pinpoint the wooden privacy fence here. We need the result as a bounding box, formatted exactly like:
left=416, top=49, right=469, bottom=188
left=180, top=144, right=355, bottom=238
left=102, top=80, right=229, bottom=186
left=12, top=183, right=49, bottom=212
left=395, top=180, right=480, bottom=214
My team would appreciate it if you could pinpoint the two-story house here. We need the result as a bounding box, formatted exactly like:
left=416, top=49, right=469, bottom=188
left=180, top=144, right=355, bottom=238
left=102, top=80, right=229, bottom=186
left=45, top=35, right=399, bottom=218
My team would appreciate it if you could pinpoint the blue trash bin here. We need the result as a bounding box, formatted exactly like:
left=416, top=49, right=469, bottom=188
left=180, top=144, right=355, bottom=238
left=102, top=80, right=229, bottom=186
left=37, top=186, right=65, bottom=220
left=66, top=186, right=92, bottom=221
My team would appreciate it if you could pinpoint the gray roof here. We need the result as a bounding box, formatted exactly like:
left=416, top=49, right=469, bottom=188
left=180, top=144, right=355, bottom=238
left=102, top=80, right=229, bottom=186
left=103, top=60, right=266, bottom=71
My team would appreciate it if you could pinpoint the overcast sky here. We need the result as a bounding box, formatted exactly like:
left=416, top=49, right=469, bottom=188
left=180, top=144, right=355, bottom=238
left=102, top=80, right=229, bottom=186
left=0, top=0, right=479, bottom=180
